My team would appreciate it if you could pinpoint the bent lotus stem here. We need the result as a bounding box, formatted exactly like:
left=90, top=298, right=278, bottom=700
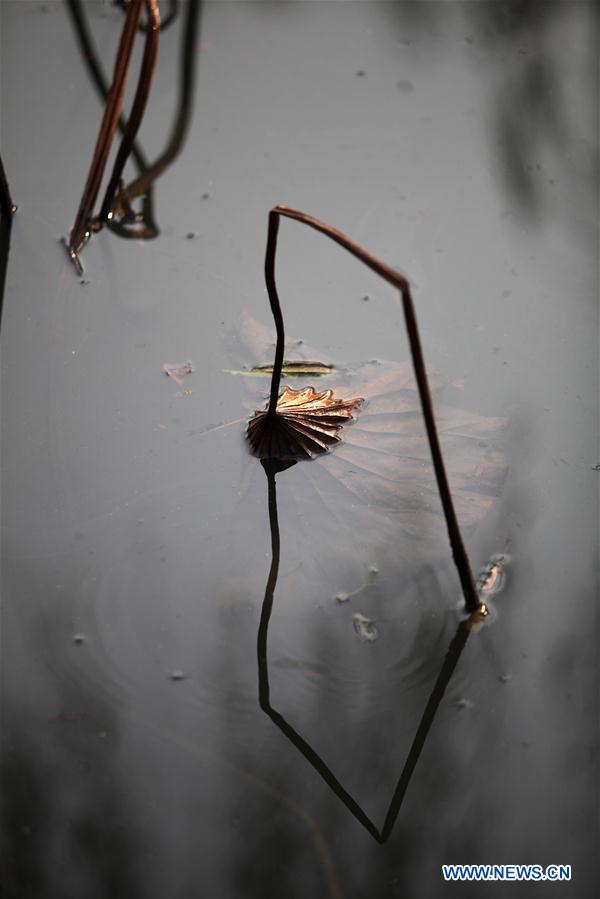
left=113, top=0, right=203, bottom=224
left=97, top=0, right=161, bottom=224
left=262, top=204, right=481, bottom=614
left=66, top=0, right=160, bottom=271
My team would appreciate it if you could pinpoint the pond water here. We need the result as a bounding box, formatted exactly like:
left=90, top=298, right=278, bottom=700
left=1, top=2, right=598, bottom=897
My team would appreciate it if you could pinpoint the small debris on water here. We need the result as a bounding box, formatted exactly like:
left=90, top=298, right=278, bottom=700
left=476, top=554, right=509, bottom=598
left=79, top=279, right=91, bottom=286
left=162, top=361, right=194, bottom=386
left=186, top=232, right=197, bottom=239
left=353, top=612, right=378, bottom=642
left=361, top=294, right=370, bottom=302
left=498, top=673, right=512, bottom=684
left=201, top=192, right=211, bottom=200
left=397, top=79, right=414, bottom=93
left=355, top=69, right=366, bottom=77
left=169, top=670, right=185, bottom=681
left=455, top=697, right=474, bottom=710
left=335, top=592, right=350, bottom=604
left=72, top=633, right=86, bottom=645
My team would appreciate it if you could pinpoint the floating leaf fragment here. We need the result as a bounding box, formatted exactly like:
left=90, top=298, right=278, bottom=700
left=251, top=361, right=335, bottom=377
left=352, top=612, right=379, bottom=642
left=162, top=361, right=193, bottom=386
left=247, top=386, right=363, bottom=461
left=476, top=553, right=509, bottom=597
left=225, top=361, right=335, bottom=378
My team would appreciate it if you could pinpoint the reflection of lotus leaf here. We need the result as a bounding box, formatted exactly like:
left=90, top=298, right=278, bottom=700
left=329, top=359, right=508, bottom=537
left=236, top=313, right=507, bottom=552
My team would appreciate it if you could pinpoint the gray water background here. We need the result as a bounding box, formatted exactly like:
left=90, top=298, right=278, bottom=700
left=1, top=2, right=598, bottom=897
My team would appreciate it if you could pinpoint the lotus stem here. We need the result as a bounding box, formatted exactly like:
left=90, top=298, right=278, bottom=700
left=66, top=0, right=160, bottom=270
left=98, top=0, right=160, bottom=224
left=263, top=204, right=480, bottom=614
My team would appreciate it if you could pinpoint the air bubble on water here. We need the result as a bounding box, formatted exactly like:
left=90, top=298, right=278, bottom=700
left=72, top=633, right=86, bottom=645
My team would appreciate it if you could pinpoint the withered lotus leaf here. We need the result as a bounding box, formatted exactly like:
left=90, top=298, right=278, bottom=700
left=247, top=385, right=363, bottom=460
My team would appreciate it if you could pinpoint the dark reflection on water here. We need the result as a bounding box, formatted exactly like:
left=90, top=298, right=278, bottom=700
left=258, top=459, right=472, bottom=844
left=0, top=611, right=143, bottom=899
left=383, top=0, right=599, bottom=230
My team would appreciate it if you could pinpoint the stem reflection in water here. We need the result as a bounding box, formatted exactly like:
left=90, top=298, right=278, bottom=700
left=257, top=459, right=472, bottom=844
left=0, top=153, right=15, bottom=329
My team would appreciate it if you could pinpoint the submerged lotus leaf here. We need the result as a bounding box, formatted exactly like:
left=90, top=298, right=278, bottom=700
left=247, top=386, right=363, bottom=460
left=321, top=361, right=508, bottom=539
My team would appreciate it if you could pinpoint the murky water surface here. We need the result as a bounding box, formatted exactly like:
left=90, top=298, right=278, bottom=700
left=1, top=2, right=597, bottom=897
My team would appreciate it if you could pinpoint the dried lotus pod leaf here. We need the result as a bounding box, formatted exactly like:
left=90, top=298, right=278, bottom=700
left=247, top=386, right=363, bottom=460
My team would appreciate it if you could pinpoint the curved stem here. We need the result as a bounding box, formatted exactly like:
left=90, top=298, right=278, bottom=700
left=65, top=0, right=149, bottom=172
left=98, top=0, right=161, bottom=224
left=265, top=210, right=285, bottom=415
left=121, top=0, right=202, bottom=204
left=263, top=205, right=480, bottom=613
left=67, top=0, right=143, bottom=260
